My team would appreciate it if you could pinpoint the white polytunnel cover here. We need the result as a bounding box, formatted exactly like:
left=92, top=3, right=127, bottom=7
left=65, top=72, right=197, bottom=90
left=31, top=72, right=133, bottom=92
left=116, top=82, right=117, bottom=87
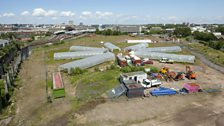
left=54, top=50, right=105, bottom=60
left=59, top=52, right=115, bottom=73
left=123, top=43, right=148, bottom=51
left=104, top=42, right=121, bottom=52
left=69, top=45, right=108, bottom=52
left=141, top=46, right=182, bottom=52
left=135, top=51, right=195, bottom=63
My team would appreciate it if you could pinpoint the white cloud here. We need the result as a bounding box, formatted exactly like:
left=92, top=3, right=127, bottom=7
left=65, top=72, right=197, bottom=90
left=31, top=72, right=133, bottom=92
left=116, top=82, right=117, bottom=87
left=96, top=11, right=113, bottom=17
left=46, top=10, right=58, bottom=17
left=52, top=17, right=59, bottom=20
left=32, top=8, right=47, bottom=17
left=60, top=11, right=75, bottom=17
left=32, top=8, right=75, bottom=17
left=21, top=11, right=30, bottom=16
left=81, top=11, right=92, bottom=16
left=3, top=13, right=15, bottom=17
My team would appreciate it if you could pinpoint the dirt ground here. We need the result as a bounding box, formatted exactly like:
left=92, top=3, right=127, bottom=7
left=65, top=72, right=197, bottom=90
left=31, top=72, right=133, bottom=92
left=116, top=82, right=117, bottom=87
left=7, top=35, right=224, bottom=126
left=10, top=49, right=72, bottom=126
left=74, top=62, right=224, bottom=126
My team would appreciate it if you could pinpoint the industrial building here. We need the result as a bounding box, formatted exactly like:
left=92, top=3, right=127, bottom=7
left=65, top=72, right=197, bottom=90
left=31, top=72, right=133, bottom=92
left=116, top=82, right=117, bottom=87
left=0, top=39, right=10, bottom=47
left=117, top=25, right=142, bottom=33
left=127, top=39, right=152, bottom=43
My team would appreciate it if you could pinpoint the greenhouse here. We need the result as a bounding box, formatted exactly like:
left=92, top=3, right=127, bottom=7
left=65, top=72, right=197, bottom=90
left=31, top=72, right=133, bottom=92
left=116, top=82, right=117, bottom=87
left=123, top=43, right=148, bottom=51
left=104, top=42, right=121, bottom=52
left=54, top=50, right=105, bottom=60
left=59, top=52, right=115, bottom=73
left=70, top=45, right=108, bottom=52
left=135, top=51, right=195, bottom=63
left=141, top=46, right=182, bottom=52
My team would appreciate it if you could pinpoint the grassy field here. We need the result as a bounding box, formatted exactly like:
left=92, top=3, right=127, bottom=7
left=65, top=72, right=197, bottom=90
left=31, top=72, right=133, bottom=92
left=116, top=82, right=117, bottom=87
left=185, top=42, right=224, bottom=67
left=70, top=69, right=120, bottom=100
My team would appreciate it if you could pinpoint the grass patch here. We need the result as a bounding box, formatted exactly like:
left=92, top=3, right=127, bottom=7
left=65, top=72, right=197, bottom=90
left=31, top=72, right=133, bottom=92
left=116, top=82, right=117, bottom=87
left=52, top=88, right=65, bottom=98
left=72, top=69, right=120, bottom=101
left=186, top=43, right=224, bottom=67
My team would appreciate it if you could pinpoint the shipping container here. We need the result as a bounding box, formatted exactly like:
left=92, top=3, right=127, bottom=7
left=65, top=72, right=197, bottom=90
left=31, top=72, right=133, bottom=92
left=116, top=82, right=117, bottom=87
left=125, top=84, right=144, bottom=98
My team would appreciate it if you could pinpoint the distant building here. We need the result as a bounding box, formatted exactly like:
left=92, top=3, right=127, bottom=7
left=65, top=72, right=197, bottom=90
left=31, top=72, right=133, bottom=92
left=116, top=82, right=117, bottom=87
left=79, top=22, right=84, bottom=26
left=117, top=25, right=142, bottom=33
left=0, top=39, right=10, bottom=47
left=191, top=26, right=206, bottom=33
left=127, top=39, right=152, bottom=43
left=68, top=20, right=74, bottom=26
left=213, top=32, right=222, bottom=36
left=150, top=27, right=162, bottom=31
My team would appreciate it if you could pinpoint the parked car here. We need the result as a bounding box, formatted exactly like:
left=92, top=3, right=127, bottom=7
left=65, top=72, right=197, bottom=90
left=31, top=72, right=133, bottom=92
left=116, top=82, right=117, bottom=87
left=159, top=58, right=174, bottom=64
left=143, top=60, right=153, bottom=64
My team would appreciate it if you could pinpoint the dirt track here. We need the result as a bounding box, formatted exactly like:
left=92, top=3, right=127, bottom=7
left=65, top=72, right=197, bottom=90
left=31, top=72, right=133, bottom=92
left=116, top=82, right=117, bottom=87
left=10, top=49, right=72, bottom=126
left=7, top=37, right=224, bottom=126
left=75, top=62, right=224, bottom=126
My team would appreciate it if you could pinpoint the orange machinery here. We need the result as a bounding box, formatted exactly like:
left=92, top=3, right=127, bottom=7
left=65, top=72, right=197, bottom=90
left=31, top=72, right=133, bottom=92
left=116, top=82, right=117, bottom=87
left=185, top=66, right=196, bottom=79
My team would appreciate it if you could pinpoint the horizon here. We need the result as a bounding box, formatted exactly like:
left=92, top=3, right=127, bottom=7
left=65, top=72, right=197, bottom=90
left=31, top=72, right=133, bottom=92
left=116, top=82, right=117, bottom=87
left=0, top=0, right=224, bottom=24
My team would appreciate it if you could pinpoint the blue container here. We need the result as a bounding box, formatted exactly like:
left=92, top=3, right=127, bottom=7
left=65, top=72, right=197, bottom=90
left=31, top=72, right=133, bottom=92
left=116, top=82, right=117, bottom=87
left=150, top=87, right=177, bottom=96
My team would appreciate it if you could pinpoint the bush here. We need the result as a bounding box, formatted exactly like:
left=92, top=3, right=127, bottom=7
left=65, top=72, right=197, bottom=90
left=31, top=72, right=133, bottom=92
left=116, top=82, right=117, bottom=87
left=110, top=64, right=116, bottom=70
left=70, top=67, right=86, bottom=75
left=149, top=66, right=159, bottom=73
left=94, top=67, right=100, bottom=72
left=120, top=66, right=145, bottom=73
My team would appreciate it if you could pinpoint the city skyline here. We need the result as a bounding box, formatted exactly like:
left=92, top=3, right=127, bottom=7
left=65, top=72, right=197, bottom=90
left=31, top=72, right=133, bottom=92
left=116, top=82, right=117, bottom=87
left=0, top=0, right=224, bottom=24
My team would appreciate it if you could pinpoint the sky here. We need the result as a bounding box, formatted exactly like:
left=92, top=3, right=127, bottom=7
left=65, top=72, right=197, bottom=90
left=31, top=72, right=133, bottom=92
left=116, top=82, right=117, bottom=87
left=0, top=0, right=224, bottom=24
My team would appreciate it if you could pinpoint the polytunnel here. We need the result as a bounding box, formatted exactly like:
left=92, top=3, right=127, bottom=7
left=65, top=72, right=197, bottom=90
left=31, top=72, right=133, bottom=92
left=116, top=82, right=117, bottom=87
left=69, top=45, right=108, bottom=52
left=141, top=46, right=182, bottom=52
left=135, top=51, right=195, bottom=63
left=54, top=50, right=105, bottom=60
left=104, top=42, right=121, bottom=52
left=123, top=43, right=148, bottom=51
left=59, top=52, right=115, bottom=73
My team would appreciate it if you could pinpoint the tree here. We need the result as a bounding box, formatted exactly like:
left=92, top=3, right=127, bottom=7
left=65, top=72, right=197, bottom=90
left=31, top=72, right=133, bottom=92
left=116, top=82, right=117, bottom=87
left=215, top=26, right=224, bottom=35
left=174, top=27, right=191, bottom=37
left=193, top=31, right=217, bottom=41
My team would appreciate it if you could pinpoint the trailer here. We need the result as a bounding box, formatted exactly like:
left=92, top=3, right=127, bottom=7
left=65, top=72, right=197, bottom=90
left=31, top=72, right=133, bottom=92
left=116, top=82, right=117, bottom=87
left=52, top=72, right=65, bottom=98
